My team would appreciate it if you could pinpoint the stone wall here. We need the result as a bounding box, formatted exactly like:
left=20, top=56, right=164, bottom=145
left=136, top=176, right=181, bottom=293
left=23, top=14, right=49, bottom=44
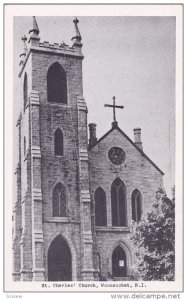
left=31, top=50, right=84, bottom=280
left=13, top=41, right=88, bottom=280
left=89, top=127, right=163, bottom=279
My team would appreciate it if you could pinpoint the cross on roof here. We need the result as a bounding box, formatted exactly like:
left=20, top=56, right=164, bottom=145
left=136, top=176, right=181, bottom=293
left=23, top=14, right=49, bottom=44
left=104, top=96, right=124, bottom=128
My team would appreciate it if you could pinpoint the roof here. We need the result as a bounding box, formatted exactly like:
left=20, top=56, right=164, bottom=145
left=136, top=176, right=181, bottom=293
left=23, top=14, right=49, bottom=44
left=88, top=125, right=164, bottom=175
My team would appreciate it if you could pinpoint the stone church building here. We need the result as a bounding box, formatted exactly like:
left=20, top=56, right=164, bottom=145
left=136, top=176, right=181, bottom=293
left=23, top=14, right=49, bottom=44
left=12, top=17, right=164, bottom=281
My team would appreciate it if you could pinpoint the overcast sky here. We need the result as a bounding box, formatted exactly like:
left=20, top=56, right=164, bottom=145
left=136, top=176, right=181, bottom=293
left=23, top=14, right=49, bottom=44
left=14, top=16, right=175, bottom=196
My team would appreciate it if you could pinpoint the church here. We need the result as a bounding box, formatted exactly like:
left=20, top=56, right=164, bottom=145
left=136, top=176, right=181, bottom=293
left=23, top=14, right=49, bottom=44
left=12, top=17, right=164, bottom=282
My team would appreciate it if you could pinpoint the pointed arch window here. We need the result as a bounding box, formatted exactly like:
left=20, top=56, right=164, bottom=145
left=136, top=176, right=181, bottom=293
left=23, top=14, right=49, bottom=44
left=47, top=62, right=67, bottom=104
left=52, top=183, right=67, bottom=217
left=112, top=246, right=127, bottom=277
left=54, top=128, right=63, bottom=156
left=23, top=72, right=28, bottom=111
left=132, top=189, right=142, bottom=222
left=95, top=187, right=107, bottom=226
left=111, top=178, right=127, bottom=227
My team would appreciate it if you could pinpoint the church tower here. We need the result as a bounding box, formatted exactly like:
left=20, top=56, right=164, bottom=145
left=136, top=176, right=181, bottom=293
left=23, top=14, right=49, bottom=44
left=13, top=16, right=165, bottom=283
left=13, top=17, right=95, bottom=281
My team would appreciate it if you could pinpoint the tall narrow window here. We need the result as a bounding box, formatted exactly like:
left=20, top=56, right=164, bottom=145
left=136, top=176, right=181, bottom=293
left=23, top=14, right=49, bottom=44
left=47, top=62, right=67, bottom=104
left=95, top=187, right=107, bottom=226
left=131, top=189, right=142, bottom=222
left=23, top=72, right=28, bottom=111
left=54, top=128, right=63, bottom=156
left=52, top=182, right=67, bottom=217
left=111, top=178, right=127, bottom=227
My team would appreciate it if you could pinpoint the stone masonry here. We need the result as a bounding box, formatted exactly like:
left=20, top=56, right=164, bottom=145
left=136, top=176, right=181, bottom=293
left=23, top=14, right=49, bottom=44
left=12, top=17, right=164, bottom=281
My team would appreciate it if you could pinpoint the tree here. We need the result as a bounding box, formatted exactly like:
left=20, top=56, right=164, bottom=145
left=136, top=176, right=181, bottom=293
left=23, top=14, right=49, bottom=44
left=131, top=187, right=175, bottom=281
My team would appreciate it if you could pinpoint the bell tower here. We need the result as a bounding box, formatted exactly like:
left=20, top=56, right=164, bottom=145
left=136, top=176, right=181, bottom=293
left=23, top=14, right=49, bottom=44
left=13, top=16, right=95, bottom=281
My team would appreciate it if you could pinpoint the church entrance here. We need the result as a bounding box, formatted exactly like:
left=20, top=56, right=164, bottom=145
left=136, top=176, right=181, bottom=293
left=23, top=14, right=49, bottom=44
left=48, top=235, right=72, bottom=281
left=112, top=246, right=127, bottom=277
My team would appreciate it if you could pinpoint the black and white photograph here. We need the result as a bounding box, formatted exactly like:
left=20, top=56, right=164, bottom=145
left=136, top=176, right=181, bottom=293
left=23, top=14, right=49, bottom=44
left=4, top=4, right=183, bottom=294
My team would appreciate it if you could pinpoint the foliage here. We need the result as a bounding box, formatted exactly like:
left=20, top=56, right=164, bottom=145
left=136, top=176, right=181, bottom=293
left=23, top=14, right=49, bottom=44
left=131, top=186, right=175, bottom=281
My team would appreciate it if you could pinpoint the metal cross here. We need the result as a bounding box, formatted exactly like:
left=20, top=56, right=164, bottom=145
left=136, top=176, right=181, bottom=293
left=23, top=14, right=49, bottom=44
left=104, top=96, right=124, bottom=124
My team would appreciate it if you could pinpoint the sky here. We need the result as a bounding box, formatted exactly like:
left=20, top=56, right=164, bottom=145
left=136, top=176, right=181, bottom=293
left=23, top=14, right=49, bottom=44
left=13, top=16, right=176, bottom=196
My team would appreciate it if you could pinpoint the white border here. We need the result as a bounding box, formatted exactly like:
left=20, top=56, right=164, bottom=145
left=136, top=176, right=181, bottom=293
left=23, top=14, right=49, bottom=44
left=4, top=3, right=183, bottom=294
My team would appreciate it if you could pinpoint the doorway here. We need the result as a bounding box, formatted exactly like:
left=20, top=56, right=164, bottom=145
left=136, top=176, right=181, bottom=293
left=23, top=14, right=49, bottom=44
left=112, top=245, right=127, bottom=277
left=48, top=235, right=72, bottom=281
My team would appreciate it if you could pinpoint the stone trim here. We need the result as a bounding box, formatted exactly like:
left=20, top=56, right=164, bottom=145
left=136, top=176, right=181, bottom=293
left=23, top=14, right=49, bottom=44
left=83, top=233, right=93, bottom=244
left=81, top=190, right=91, bottom=203
left=32, top=268, right=45, bottom=272
left=29, top=90, right=40, bottom=106
left=14, top=162, right=21, bottom=174
left=12, top=271, right=21, bottom=281
left=18, top=46, right=84, bottom=77
left=79, top=149, right=88, bottom=160
left=23, top=150, right=29, bottom=162
left=31, top=146, right=41, bottom=158
left=44, top=217, right=70, bottom=223
left=31, top=46, right=84, bottom=60
left=20, top=268, right=33, bottom=273
left=95, top=226, right=130, bottom=233
left=81, top=268, right=95, bottom=273
left=32, top=188, right=42, bottom=202
left=34, top=230, right=44, bottom=242
left=16, top=112, right=22, bottom=126
left=46, top=103, right=72, bottom=108
left=83, top=230, right=92, bottom=235
left=18, top=50, right=31, bottom=77
left=77, top=96, right=87, bottom=112
left=12, top=272, right=21, bottom=275
left=25, top=98, right=30, bottom=110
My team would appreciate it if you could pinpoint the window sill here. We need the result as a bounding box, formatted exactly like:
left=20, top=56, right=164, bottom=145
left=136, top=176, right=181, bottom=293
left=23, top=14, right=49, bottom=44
left=47, top=103, right=70, bottom=107
left=45, top=217, right=69, bottom=223
left=43, top=218, right=81, bottom=224
left=95, top=226, right=130, bottom=233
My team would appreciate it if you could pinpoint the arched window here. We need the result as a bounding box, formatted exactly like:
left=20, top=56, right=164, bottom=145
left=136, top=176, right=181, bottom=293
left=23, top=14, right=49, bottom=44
left=52, top=182, right=67, bottom=217
left=54, top=128, right=63, bottom=156
left=95, top=187, right=107, bottom=226
left=112, top=246, right=127, bottom=277
left=23, top=72, right=28, bottom=111
left=131, top=189, right=142, bottom=222
left=47, top=62, right=67, bottom=104
left=111, top=178, right=127, bottom=227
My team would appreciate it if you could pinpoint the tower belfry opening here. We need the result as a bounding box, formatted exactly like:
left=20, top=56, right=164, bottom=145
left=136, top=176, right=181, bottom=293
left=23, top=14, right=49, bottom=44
left=47, top=63, right=67, bottom=104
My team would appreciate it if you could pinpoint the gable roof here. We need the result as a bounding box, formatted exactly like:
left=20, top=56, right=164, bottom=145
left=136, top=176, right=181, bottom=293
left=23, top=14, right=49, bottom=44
left=88, top=125, right=164, bottom=175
